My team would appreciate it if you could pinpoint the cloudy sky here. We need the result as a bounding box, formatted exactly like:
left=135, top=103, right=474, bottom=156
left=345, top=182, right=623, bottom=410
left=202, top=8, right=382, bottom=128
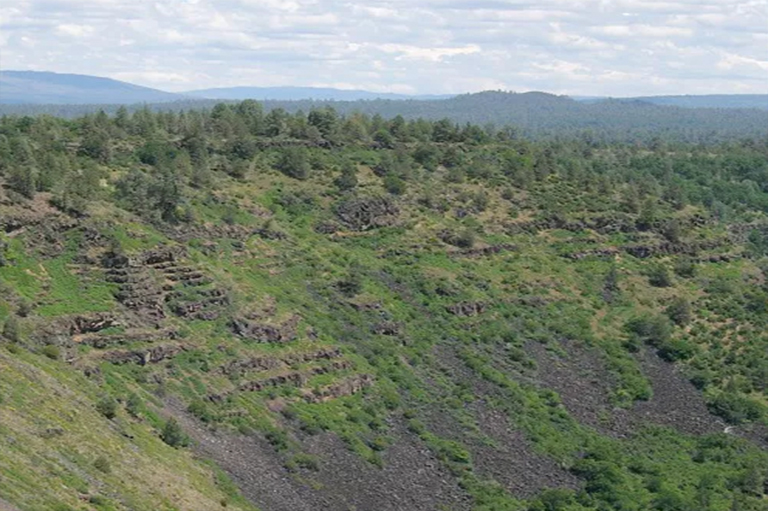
left=1, top=0, right=767, bottom=96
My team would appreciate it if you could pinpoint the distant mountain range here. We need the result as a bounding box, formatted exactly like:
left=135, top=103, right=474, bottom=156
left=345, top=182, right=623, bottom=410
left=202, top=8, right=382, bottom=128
left=577, top=94, right=768, bottom=110
left=0, top=71, right=180, bottom=105
left=0, top=71, right=449, bottom=105
left=1, top=70, right=767, bottom=110
left=183, top=86, right=451, bottom=101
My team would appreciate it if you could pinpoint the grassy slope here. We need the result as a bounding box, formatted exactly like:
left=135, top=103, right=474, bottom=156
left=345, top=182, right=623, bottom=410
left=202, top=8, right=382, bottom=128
left=1, top=147, right=767, bottom=510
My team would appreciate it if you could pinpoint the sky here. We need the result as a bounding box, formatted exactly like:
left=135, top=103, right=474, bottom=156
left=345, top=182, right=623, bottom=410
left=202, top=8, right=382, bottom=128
left=1, top=0, right=767, bottom=96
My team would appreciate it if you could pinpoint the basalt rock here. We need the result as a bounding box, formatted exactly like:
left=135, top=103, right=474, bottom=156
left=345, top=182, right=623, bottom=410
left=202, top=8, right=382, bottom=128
left=446, top=302, right=487, bottom=317
left=314, top=222, right=339, bottom=235
left=170, top=295, right=229, bottom=320
left=623, top=240, right=723, bottom=259
left=453, top=244, right=517, bottom=258
left=141, top=246, right=186, bottom=266
left=566, top=247, right=619, bottom=260
left=371, top=321, right=402, bottom=336
left=254, top=227, right=287, bottom=241
left=103, top=344, right=184, bottom=365
left=211, top=360, right=352, bottom=401
left=220, top=356, right=282, bottom=375
left=76, top=328, right=178, bottom=349
left=349, top=300, right=382, bottom=312
left=283, top=348, right=343, bottom=366
left=335, top=195, right=399, bottom=231
left=513, top=296, right=551, bottom=308
left=303, top=374, right=374, bottom=403
left=66, top=313, right=121, bottom=335
left=230, top=315, right=300, bottom=343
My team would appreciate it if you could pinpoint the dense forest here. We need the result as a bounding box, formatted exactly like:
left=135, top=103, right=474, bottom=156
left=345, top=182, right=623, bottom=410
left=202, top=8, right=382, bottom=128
left=2, top=91, right=768, bottom=143
left=0, top=102, right=767, bottom=511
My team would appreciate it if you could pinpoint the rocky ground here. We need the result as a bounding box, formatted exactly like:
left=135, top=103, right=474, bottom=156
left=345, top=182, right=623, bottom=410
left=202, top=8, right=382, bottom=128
left=527, top=341, right=735, bottom=439
left=165, top=399, right=470, bottom=511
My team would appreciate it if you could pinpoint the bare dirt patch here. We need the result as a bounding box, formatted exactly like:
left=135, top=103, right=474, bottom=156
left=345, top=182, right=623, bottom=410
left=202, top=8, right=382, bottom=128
left=0, top=499, right=21, bottom=511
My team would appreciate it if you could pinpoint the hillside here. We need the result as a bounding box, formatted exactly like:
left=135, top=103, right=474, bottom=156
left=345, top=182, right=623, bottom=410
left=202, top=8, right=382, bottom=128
left=184, top=86, right=451, bottom=101
left=0, top=71, right=182, bottom=105
left=0, top=105, right=767, bottom=511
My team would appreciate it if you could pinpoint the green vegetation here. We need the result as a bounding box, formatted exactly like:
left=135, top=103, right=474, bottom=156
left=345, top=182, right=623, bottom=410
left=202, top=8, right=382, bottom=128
left=0, top=103, right=767, bottom=510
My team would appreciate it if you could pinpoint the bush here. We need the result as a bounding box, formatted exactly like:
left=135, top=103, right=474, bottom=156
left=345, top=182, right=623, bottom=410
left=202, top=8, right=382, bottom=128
left=160, top=418, right=190, bottom=448
left=187, top=399, right=214, bottom=423
left=708, top=393, right=764, bottom=425
left=93, top=455, right=111, bottom=474
left=289, top=453, right=319, bottom=471
left=275, top=147, right=310, bottom=180
left=336, top=270, right=363, bottom=297
left=334, top=161, right=358, bottom=191
left=16, top=301, right=32, bottom=317
left=96, top=396, right=118, bottom=420
left=442, top=229, right=476, bottom=248
left=126, top=393, right=143, bottom=418
left=625, top=315, right=672, bottom=349
left=2, top=317, right=21, bottom=343
left=265, top=429, right=288, bottom=450
left=673, top=259, right=697, bottom=278
left=383, top=173, right=407, bottom=195
left=665, top=297, right=692, bottom=326
left=647, top=264, right=673, bottom=288
left=41, top=344, right=60, bottom=360
left=657, top=338, right=696, bottom=362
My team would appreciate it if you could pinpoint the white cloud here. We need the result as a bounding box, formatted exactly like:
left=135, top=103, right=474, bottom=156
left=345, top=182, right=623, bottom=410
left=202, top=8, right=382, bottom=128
left=113, top=71, right=193, bottom=84
left=594, top=24, right=693, bottom=38
left=717, top=52, right=768, bottom=72
left=0, top=0, right=766, bottom=95
left=55, top=23, right=94, bottom=37
left=378, top=43, right=481, bottom=62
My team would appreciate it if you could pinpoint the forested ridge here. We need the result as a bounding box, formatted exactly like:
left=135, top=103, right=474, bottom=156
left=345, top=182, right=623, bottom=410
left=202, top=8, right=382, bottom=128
left=0, top=102, right=767, bottom=511
left=2, top=90, right=767, bottom=143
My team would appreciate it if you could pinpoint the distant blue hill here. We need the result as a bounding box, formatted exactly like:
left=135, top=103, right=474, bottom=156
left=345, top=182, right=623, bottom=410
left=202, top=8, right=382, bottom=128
left=183, top=86, right=452, bottom=101
left=0, top=71, right=182, bottom=104
left=574, top=94, right=768, bottom=110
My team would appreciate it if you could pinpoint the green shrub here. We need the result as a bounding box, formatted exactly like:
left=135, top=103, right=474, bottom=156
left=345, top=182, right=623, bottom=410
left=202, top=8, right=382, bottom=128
left=2, top=316, right=21, bottom=343
left=657, top=338, right=696, bottom=362
left=665, top=297, right=692, bottom=326
left=275, top=147, right=310, bottom=180
left=187, top=399, right=214, bottom=423
left=334, top=161, right=358, bottom=191
left=291, top=453, right=319, bottom=471
left=625, top=315, right=672, bottom=350
left=647, top=264, right=673, bottom=288
left=41, top=344, right=60, bottom=360
left=96, top=396, right=118, bottom=420
left=708, top=393, right=764, bottom=424
left=160, top=418, right=190, bottom=448
left=383, top=173, right=407, bottom=195
left=443, top=229, right=476, bottom=249
left=673, top=259, right=697, bottom=278
left=93, top=455, right=111, bottom=474
left=407, top=419, right=426, bottom=435
left=126, top=393, right=143, bottom=418
left=265, top=429, right=288, bottom=450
